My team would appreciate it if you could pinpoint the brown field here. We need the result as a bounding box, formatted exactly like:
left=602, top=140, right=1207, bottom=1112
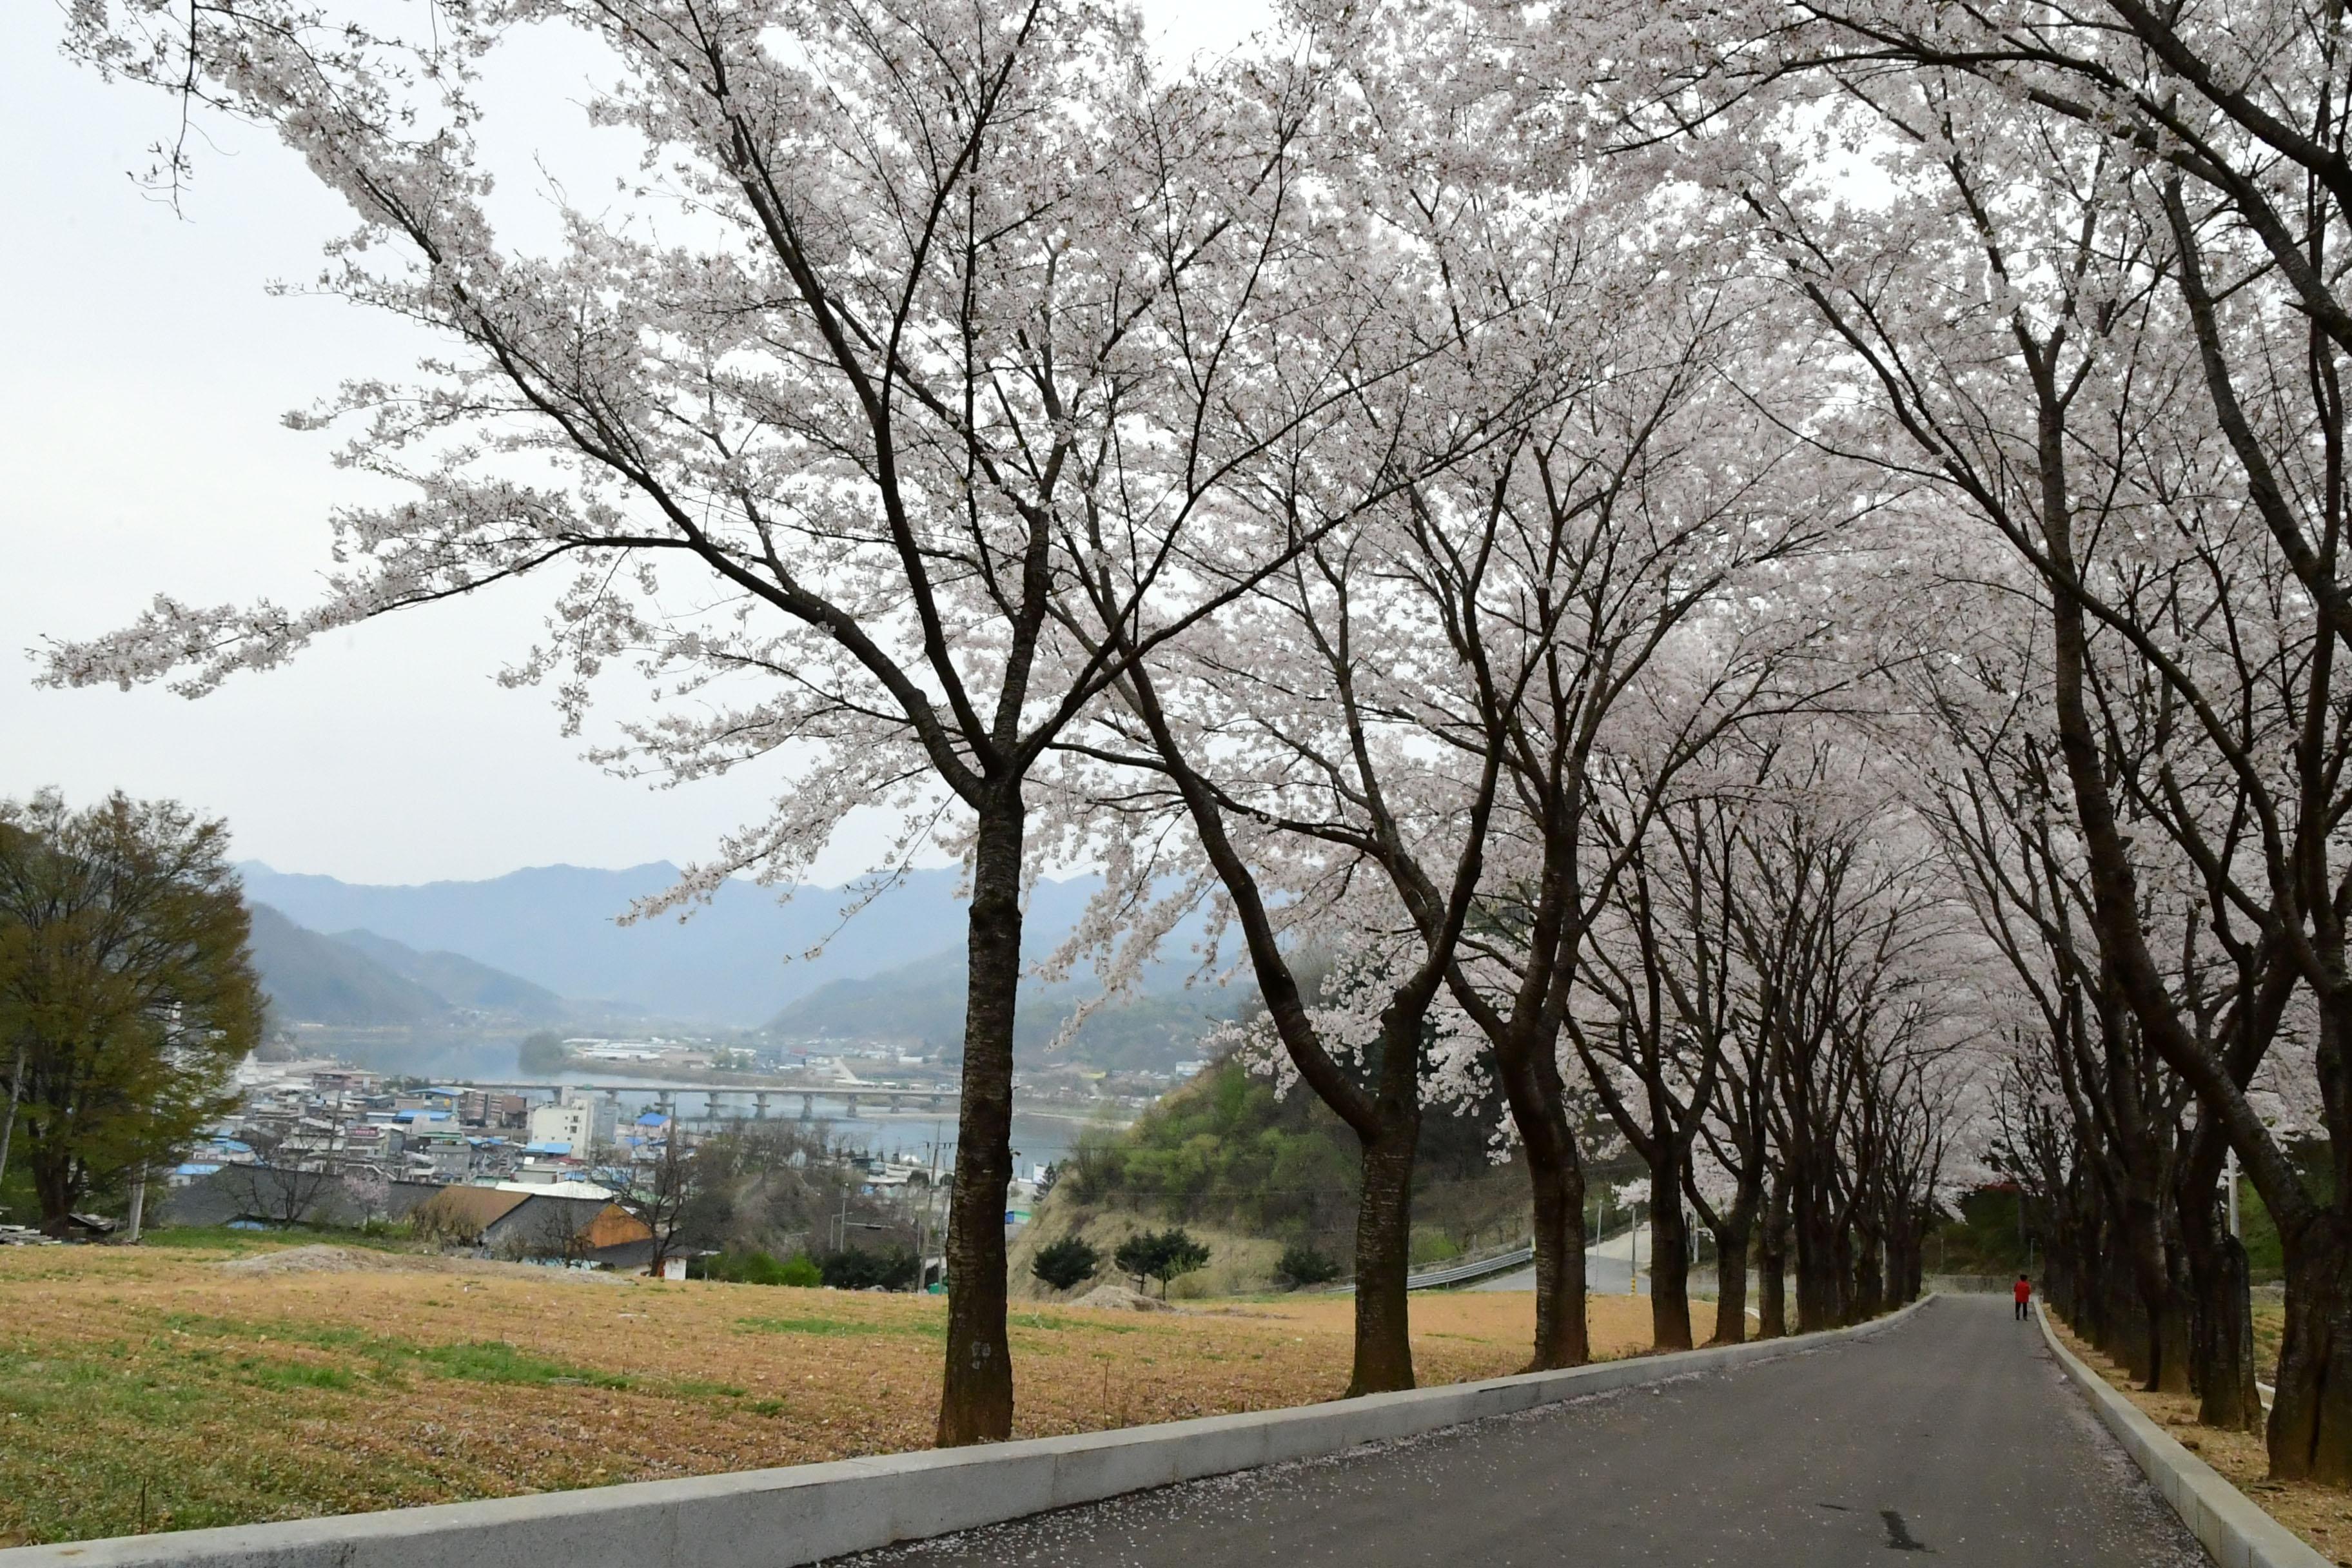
left=2050, top=1316, right=2352, bottom=1565
left=0, top=1239, right=1660, bottom=1547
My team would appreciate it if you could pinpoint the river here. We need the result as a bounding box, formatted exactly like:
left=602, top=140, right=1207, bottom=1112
left=537, top=1073, right=1126, bottom=1174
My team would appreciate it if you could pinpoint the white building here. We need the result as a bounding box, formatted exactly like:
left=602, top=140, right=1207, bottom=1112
left=527, top=1093, right=618, bottom=1151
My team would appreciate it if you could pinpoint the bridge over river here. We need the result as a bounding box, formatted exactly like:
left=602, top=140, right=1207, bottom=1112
left=432, top=1079, right=1121, bottom=1168
left=442, top=1079, right=960, bottom=1123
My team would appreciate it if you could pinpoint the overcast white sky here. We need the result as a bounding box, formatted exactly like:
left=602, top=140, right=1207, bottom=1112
left=3, top=0, right=1269, bottom=886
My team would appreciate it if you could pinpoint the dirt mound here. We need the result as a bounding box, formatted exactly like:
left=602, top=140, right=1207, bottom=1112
left=1072, top=1282, right=1181, bottom=1312
left=216, top=1245, right=631, bottom=1284
left=218, top=1245, right=416, bottom=1276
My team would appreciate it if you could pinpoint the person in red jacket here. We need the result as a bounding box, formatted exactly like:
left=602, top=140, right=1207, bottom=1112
left=2014, top=1274, right=2033, bottom=1321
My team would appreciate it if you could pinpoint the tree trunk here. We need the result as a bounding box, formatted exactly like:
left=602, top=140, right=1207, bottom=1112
left=1851, top=1227, right=1885, bottom=1321
left=2077, top=1203, right=2113, bottom=1352
left=1881, top=1217, right=1907, bottom=1309
left=2269, top=1212, right=2352, bottom=1482
left=1649, top=1160, right=1693, bottom=1351
left=1709, top=1216, right=1752, bottom=1345
left=1508, top=1049, right=1589, bottom=1371
left=2117, top=1184, right=2193, bottom=1395
left=32, top=1137, right=83, bottom=1235
left=936, top=799, right=1023, bottom=1447
left=1348, top=1112, right=1420, bottom=1395
left=1758, top=1175, right=1790, bottom=1338
left=2193, top=1231, right=2262, bottom=1432
left=2099, top=1235, right=2155, bottom=1382
left=1792, top=1168, right=1842, bottom=1332
left=2177, top=1136, right=2260, bottom=1431
left=1885, top=1209, right=1922, bottom=1306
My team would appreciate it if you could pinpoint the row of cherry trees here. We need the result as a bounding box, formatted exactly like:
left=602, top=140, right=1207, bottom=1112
left=1586, top=0, right=2352, bottom=1482
left=46, top=0, right=2340, bottom=1473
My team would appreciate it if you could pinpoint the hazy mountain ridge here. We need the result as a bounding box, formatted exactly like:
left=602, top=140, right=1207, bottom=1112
left=329, top=928, right=575, bottom=1022
left=768, top=947, right=1228, bottom=1073
left=235, top=861, right=1210, bottom=1026
left=245, top=903, right=454, bottom=1028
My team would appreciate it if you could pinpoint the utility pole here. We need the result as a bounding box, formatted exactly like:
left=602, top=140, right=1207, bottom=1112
left=0, top=1043, right=24, bottom=1215
left=917, top=1127, right=946, bottom=1291
left=2226, top=1146, right=2242, bottom=1239
left=125, top=1165, right=147, bottom=1244
left=1629, top=1200, right=1640, bottom=1297
left=1596, top=1190, right=1609, bottom=1292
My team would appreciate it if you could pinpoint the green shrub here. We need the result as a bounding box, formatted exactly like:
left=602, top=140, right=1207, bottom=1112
left=1113, top=1228, right=1210, bottom=1297
left=1276, top=1244, right=1341, bottom=1288
left=818, top=1245, right=919, bottom=1291
left=1032, top=1235, right=1101, bottom=1292
left=696, top=1248, right=825, bottom=1286
left=517, top=1031, right=572, bottom=1075
left=698, top=1249, right=778, bottom=1284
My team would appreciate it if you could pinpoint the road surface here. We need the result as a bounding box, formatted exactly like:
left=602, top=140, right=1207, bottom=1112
left=836, top=1295, right=2204, bottom=1567
left=1472, top=1222, right=1649, bottom=1294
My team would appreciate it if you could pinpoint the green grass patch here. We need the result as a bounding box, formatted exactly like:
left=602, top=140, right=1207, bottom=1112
left=733, top=1315, right=943, bottom=1340
left=0, top=1338, right=453, bottom=1545
left=139, top=1223, right=416, bottom=1254
left=408, top=1340, right=632, bottom=1389
left=134, top=1226, right=270, bottom=1253
left=1008, top=1311, right=1138, bottom=1335
left=0, top=1346, right=213, bottom=1428
left=155, top=1313, right=626, bottom=1389
left=242, top=1359, right=356, bottom=1392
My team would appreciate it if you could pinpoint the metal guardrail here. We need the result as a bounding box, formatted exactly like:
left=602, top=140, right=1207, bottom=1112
left=1335, top=1242, right=1534, bottom=1294
left=1407, top=1244, right=1535, bottom=1289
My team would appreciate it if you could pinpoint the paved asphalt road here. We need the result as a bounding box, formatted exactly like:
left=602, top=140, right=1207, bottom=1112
left=1471, top=1257, right=1649, bottom=1294
left=839, top=1295, right=2206, bottom=1567
left=1474, top=1225, right=1649, bottom=1294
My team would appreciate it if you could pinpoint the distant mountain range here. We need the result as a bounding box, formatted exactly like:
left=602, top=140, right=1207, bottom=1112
left=331, top=926, right=574, bottom=1021
left=244, top=904, right=451, bottom=1027
left=244, top=903, right=580, bottom=1029
left=769, top=947, right=1228, bottom=1072
left=236, top=861, right=1219, bottom=1030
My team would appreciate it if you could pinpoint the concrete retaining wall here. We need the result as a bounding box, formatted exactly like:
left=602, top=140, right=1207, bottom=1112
left=2, top=1297, right=1930, bottom=1568
left=2037, top=1303, right=2328, bottom=1568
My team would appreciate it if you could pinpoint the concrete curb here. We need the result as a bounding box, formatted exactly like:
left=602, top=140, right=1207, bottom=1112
left=4, top=1296, right=1932, bottom=1568
left=2037, top=1303, right=2329, bottom=1568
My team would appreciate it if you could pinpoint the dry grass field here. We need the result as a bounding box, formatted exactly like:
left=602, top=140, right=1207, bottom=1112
left=0, top=1237, right=1658, bottom=1547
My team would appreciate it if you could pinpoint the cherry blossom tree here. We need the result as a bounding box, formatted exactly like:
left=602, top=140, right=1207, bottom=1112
left=1057, top=166, right=1561, bottom=1393
left=1567, top=786, right=1741, bottom=1350
left=1678, top=37, right=2352, bottom=1473
left=51, top=0, right=1400, bottom=1443
left=1433, top=309, right=1865, bottom=1367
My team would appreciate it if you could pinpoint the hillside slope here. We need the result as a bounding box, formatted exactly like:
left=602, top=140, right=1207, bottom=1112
left=767, top=948, right=1223, bottom=1072
left=331, top=928, right=574, bottom=1021
left=245, top=903, right=450, bottom=1027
